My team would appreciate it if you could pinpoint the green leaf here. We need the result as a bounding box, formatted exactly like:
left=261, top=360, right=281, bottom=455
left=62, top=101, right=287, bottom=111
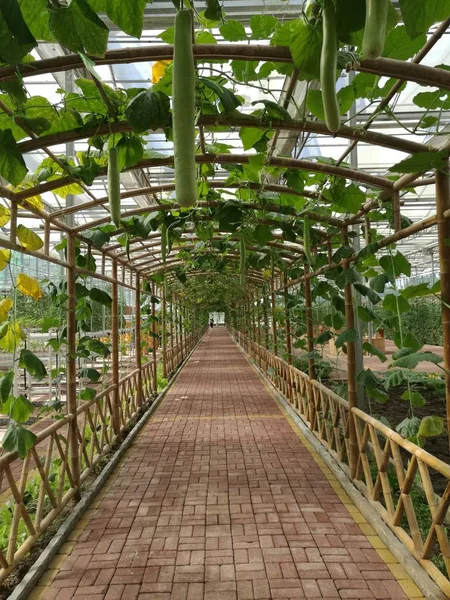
left=289, top=20, right=322, bottom=80
left=324, top=312, right=344, bottom=330
left=239, top=127, right=267, bottom=151
left=401, top=389, right=426, bottom=408
left=199, top=77, right=242, bottom=113
left=19, top=349, right=47, bottom=381
left=0, top=0, right=37, bottom=65
left=366, top=387, right=389, bottom=404
left=89, top=287, right=112, bottom=306
left=0, top=371, right=14, bottom=404
left=389, top=150, right=449, bottom=174
left=80, top=367, right=101, bottom=383
left=399, top=0, right=450, bottom=39
left=48, top=0, right=108, bottom=57
left=3, top=394, right=34, bottom=423
left=335, top=328, right=357, bottom=348
left=18, top=0, right=54, bottom=42
left=418, top=415, right=444, bottom=438
left=81, top=229, right=110, bottom=249
left=391, top=351, right=443, bottom=369
left=219, top=20, right=247, bottom=42
left=252, top=100, right=291, bottom=121
left=380, top=252, right=411, bottom=278
left=253, top=224, right=272, bottom=246
left=124, top=90, right=171, bottom=133
left=205, top=0, right=223, bottom=22
left=363, top=342, right=387, bottom=363
left=357, top=305, right=379, bottom=323
left=382, top=25, right=426, bottom=60
left=87, top=338, right=110, bottom=357
left=370, top=273, right=390, bottom=293
left=250, top=15, right=278, bottom=40
left=353, top=283, right=381, bottom=305
left=157, top=27, right=174, bottom=44
left=307, top=86, right=356, bottom=120
left=396, top=416, right=420, bottom=439
left=357, top=368, right=379, bottom=389
left=80, top=387, right=96, bottom=400
left=86, top=0, right=147, bottom=37
left=115, top=136, right=144, bottom=171
left=316, top=330, right=333, bottom=345
left=2, top=423, right=36, bottom=458
left=383, top=294, right=410, bottom=314
left=0, top=129, right=27, bottom=185
left=17, top=225, right=43, bottom=251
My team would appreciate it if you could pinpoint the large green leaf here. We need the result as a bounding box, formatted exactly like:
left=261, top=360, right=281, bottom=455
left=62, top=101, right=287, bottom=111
left=2, top=423, right=36, bottom=458
left=289, top=21, right=322, bottom=80
left=418, top=415, right=444, bottom=438
left=399, top=0, right=450, bottom=39
left=335, top=328, right=357, bottom=348
left=200, top=77, right=242, bottom=113
left=0, top=371, right=14, bottom=405
left=89, top=287, right=112, bottom=306
left=353, top=283, right=381, bottom=305
left=18, top=0, right=54, bottom=42
left=87, top=0, right=147, bottom=37
left=307, top=87, right=356, bottom=121
left=0, top=129, right=27, bottom=185
left=391, top=351, right=443, bottom=369
left=49, top=0, right=108, bottom=56
left=219, top=20, right=247, bottom=41
left=19, top=348, right=47, bottom=381
left=366, top=387, right=389, bottom=404
left=401, top=389, right=426, bottom=408
left=380, top=252, right=411, bottom=278
left=250, top=15, right=278, bottom=40
left=116, top=136, right=144, bottom=171
left=389, top=150, right=449, bottom=175
left=382, top=25, right=426, bottom=60
left=383, top=294, right=410, bottom=314
left=0, top=0, right=36, bottom=64
left=239, top=127, right=267, bottom=151
left=124, top=90, right=171, bottom=133
left=80, top=367, right=101, bottom=383
left=3, top=394, right=34, bottom=423
left=363, top=342, right=387, bottom=363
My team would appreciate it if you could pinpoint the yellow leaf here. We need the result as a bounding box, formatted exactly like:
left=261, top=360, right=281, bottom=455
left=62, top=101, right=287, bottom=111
left=0, top=322, right=25, bottom=352
left=0, top=249, right=11, bottom=272
left=152, top=60, right=171, bottom=84
left=0, top=297, right=13, bottom=323
left=17, top=224, right=43, bottom=251
left=17, top=273, right=43, bottom=301
left=0, top=206, right=10, bottom=226
left=9, top=181, right=44, bottom=211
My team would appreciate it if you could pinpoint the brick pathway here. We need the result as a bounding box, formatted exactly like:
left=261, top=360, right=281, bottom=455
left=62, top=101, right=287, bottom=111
left=31, top=328, right=424, bottom=600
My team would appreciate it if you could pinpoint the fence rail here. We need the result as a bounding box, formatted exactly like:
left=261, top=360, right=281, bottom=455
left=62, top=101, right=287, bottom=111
left=231, top=328, right=450, bottom=596
left=0, top=332, right=201, bottom=584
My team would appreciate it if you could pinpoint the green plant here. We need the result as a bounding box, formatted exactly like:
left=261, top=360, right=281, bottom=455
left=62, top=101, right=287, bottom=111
left=293, top=354, right=333, bottom=380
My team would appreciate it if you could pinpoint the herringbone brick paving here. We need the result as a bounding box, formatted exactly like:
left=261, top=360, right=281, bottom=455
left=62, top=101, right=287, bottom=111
left=31, top=328, right=424, bottom=600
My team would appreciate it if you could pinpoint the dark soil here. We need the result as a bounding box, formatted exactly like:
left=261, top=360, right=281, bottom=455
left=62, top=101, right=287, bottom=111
left=371, top=386, right=449, bottom=495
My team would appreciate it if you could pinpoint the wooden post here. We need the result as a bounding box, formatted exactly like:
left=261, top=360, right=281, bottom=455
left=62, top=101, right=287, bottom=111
left=9, top=201, right=17, bottom=244
left=271, top=275, right=278, bottom=355
left=179, top=302, right=184, bottom=360
left=263, top=288, right=269, bottom=350
left=169, top=296, right=174, bottom=372
left=436, top=162, right=450, bottom=446
left=284, top=273, right=292, bottom=364
left=66, top=233, right=80, bottom=498
left=135, top=273, right=142, bottom=408
left=162, top=278, right=167, bottom=378
left=111, top=259, right=120, bottom=434
left=343, top=229, right=359, bottom=479
left=174, top=301, right=179, bottom=363
left=304, top=265, right=315, bottom=379
left=44, top=221, right=50, bottom=256
left=151, top=281, right=158, bottom=394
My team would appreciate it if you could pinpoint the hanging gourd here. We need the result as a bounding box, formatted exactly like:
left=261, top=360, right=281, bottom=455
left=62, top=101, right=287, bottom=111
left=172, top=9, right=197, bottom=207
left=320, top=0, right=340, bottom=134
left=108, top=147, right=121, bottom=227
left=362, top=0, right=388, bottom=59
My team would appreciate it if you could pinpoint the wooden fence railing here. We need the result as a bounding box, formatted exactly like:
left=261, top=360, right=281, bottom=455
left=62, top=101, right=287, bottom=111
left=0, top=331, right=201, bottom=584
left=231, top=328, right=450, bottom=597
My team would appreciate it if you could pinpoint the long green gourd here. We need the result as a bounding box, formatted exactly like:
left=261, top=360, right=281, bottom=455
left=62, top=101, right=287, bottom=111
left=108, top=147, right=121, bottom=227
left=320, top=0, right=340, bottom=134
left=362, top=0, right=388, bottom=59
left=303, top=215, right=314, bottom=265
left=240, top=236, right=246, bottom=286
left=172, top=10, right=197, bottom=207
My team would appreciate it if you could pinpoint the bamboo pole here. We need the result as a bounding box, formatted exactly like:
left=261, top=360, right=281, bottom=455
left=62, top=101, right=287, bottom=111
left=9, top=201, right=17, bottom=244
left=111, top=259, right=120, bottom=434
left=436, top=162, right=450, bottom=447
left=66, top=233, right=80, bottom=498
left=284, top=274, right=292, bottom=364
left=263, top=288, right=269, bottom=350
left=342, top=230, right=359, bottom=479
left=151, top=282, right=158, bottom=394
left=271, top=275, right=278, bottom=356
left=169, top=295, right=174, bottom=372
left=135, top=273, right=142, bottom=408
left=162, top=278, right=167, bottom=378
left=304, top=265, right=315, bottom=379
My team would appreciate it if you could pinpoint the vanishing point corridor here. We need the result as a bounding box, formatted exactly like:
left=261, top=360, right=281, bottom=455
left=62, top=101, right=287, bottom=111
left=32, top=329, right=424, bottom=600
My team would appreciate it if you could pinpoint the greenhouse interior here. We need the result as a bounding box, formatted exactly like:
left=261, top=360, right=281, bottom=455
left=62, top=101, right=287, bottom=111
left=0, top=0, right=449, bottom=599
